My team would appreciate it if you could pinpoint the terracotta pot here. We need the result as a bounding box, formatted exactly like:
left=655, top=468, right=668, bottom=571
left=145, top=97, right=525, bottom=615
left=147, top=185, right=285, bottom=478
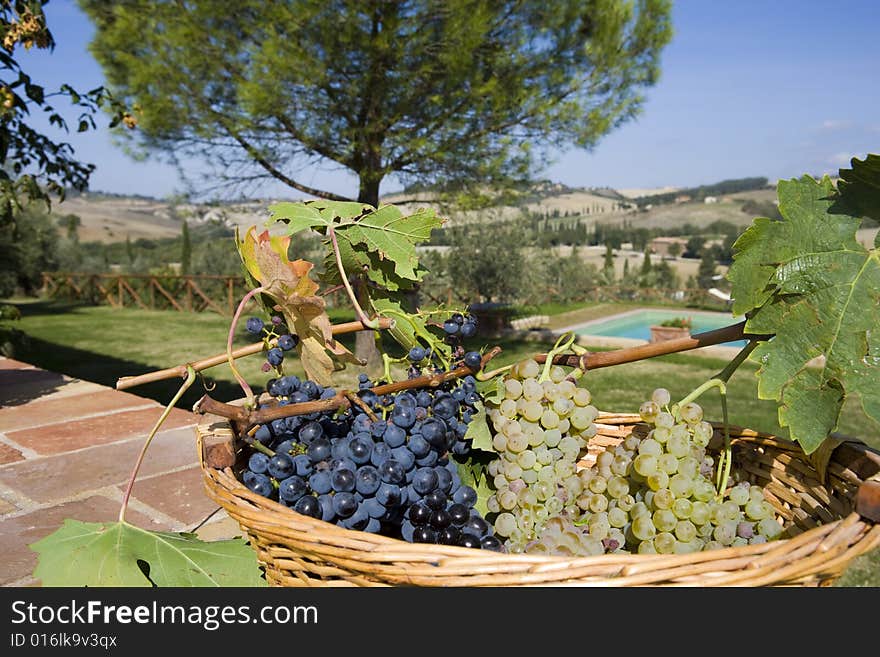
left=649, top=324, right=690, bottom=343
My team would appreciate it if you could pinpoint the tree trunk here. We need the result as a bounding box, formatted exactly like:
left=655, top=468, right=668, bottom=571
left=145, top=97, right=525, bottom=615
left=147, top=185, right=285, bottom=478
left=354, top=174, right=384, bottom=378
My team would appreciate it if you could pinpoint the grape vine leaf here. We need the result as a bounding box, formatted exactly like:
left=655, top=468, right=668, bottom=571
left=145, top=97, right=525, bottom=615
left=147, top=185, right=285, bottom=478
left=267, top=201, right=329, bottom=235
left=452, top=450, right=495, bottom=517
left=237, top=227, right=359, bottom=385
left=829, top=153, right=880, bottom=225
left=463, top=401, right=493, bottom=453
left=475, top=376, right=505, bottom=405
left=728, top=174, right=880, bottom=454
left=337, top=205, right=444, bottom=282
left=369, top=296, right=452, bottom=361
left=31, top=520, right=266, bottom=587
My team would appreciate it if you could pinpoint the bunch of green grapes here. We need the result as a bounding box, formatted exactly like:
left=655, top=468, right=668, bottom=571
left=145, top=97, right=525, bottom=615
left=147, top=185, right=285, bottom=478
left=484, top=358, right=600, bottom=553
left=567, top=387, right=784, bottom=555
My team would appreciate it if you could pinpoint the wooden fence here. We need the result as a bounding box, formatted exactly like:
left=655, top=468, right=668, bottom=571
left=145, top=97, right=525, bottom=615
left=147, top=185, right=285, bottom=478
left=41, top=272, right=252, bottom=316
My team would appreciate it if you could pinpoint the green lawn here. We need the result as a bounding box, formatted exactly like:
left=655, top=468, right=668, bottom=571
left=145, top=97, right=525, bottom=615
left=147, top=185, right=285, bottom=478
left=3, top=298, right=878, bottom=586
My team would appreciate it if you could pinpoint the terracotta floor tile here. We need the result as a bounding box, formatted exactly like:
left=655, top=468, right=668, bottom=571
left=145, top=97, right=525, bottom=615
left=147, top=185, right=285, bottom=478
left=0, top=426, right=201, bottom=504
left=0, top=496, right=166, bottom=585
left=0, top=442, right=24, bottom=466
left=124, top=466, right=220, bottom=527
left=0, top=388, right=158, bottom=432
left=6, top=406, right=196, bottom=455
left=0, top=358, right=37, bottom=370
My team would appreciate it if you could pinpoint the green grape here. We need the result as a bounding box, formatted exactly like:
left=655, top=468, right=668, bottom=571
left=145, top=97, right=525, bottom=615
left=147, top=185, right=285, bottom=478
left=757, top=517, right=783, bottom=539
left=631, top=515, right=657, bottom=541
left=713, top=521, right=737, bottom=545
left=652, top=488, right=674, bottom=509
left=677, top=456, right=700, bottom=480
left=553, top=397, right=574, bottom=417
left=651, top=387, right=672, bottom=407
left=608, top=506, right=628, bottom=528
left=522, top=378, right=543, bottom=401
left=540, top=409, right=560, bottom=429
left=554, top=461, right=575, bottom=479
left=573, top=387, right=592, bottom=406
left=499, top=398, right=518, bottom=418
left=666, top=434, right=689, bottom=458
left=495, top=512, right=517, bottom=537
left=544, top=429, right=562, bottom=449
left=647, top=470, right=670, bottom=491
left=504, top=378, right=523, bottom=399
left=623, top=434, right=642, bottom=452
left=493, top=473, right=509, bottom=490
left=697, top=523, right=715, bottom=539
left=674, top=519, right=697, bottom=542
left=589, top=474, right=607, bottom=494
left=669, top=473, right=693, bottom=498
left=673, top=539, right=702, bottom=554
left=652, top=509, right=678, bottom=533
left=669, top=423, right=690, bottom=443
left=519, top=359, right=541, bottom=379
left=672, top=498, right=693, bottom=520
left=639, top=400, right=660, bottom=423
left=517, top=449, right=537, bottom=469
left=679, top=402, right=703, bottom=424
left=520, top=400, right=544, bottom=423
left=557, top=380, right=576, bottom=399
left=652, top=426, right=672, bottom=444
left=569, top=407, right=592, bottom=430
left=498, top=489, right=518, bottom=510
left=727, top=483, right=750, bottom=506
left=522, top=469, right=538, bottom=484
left=655, top=412, right=675, bottom=429
left=542, top=381, right=560, bottom=402
left=721, top=500, right=741, bottom=521
left=633, top=454, right=659, bottom=477
left=630, top=501, right=650, bottom=519
left=690, top=501, right=711, bottom=525
left=692, top=421, right=713, bottom=446
left=507, top=432, right=528, bottom=453
left=617, top=494, right=636, bottom=513
left=654, top=532, right=676, bottom=554
left=611, top=455, right=631, bottom=477
left=549, top=365, right=566, bottom=384
left=589, top=493, right=608, bottom=513
left=638, top=438, right=663, bottom=457
left=657, top=453, right=678, bottom=475
left=492, top=434, right=508, bottom=452
left=692, top=478, right=717, bottom=502
left=607, top=475, right=630, bottom=499
left=503, top=462, right=523, bottom=480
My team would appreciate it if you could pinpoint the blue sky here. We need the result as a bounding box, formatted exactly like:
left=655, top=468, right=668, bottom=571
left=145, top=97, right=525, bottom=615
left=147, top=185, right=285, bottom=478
left=17, top=0, right=880, bottom=201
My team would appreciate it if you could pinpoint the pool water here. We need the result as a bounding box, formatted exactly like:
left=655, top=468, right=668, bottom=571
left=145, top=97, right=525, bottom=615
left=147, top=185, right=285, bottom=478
left=573, top=309, right=747, bottom=348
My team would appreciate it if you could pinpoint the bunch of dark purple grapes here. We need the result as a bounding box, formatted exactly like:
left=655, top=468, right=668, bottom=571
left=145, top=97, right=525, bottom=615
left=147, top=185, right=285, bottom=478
left=245, top=315, right=299, bottom=371
left=239, top=372, right=503, bottom=551
left=405, top=312, right=480, bottom=379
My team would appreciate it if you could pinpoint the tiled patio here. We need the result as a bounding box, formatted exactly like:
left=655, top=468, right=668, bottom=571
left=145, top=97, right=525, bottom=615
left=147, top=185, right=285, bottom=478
left=0, top=356, right=241, bottom=586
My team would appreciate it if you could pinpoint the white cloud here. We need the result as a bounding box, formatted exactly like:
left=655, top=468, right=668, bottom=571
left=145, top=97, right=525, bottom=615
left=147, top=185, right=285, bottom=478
left=827, top=152, right=854, bottom=166
left=820, top=119, right=853, bottom=131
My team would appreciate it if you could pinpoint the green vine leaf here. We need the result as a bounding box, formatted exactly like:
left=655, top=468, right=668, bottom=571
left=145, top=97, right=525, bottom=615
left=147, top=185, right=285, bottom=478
left=728, top=174, right=880, bottom=454
left=476, top=376, right=505, bottom=405
left=370, top=296, right=452, bottom=361
left=829, top=153, right=880, bottom=224
left=31, top=520, right=266, bottom=587
left=337, top=205, right=444, bottom=282
left=463, top=401, right=493, bottom=453
left=267, top=201, right=329, bottom=235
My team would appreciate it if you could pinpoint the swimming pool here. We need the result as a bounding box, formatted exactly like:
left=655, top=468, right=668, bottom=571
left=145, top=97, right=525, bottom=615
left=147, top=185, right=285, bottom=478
left=570, top=309, right=747, bottom=348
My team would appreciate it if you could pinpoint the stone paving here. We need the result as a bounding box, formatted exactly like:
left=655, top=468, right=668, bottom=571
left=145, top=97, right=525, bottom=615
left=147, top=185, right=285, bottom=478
left=0, top=356, right=241, bottom=586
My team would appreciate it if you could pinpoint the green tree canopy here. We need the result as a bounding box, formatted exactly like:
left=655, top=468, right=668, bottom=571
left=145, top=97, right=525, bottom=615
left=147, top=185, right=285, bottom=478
left=80, top=0, right=672, bottom=206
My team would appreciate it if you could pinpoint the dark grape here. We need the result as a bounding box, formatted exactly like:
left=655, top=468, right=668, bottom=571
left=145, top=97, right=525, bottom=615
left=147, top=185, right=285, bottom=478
left=277, top=334, right=297, bottom=351
left=308, top=471, right=332, bottom=495
left=413, top=467, right=439, bottom=495
left=408, top=503, right=431, bottom=525
left=243, top=471, right=273, bottom=497
left=453, top=485, right=478, bottom=507
left=408, top=346, right=426, bottom=362
left=307, top=437, right=332, bottom=463
left=268, top=453, right=295, bottom=479
left=480, top=535, right=504, bottom=551
left=430, top=509, right=452, bottom=529
left=413, top=526, right=437, bottom=544
left=355, top=465, right=381, bottom=496
left=424, top=489, right=447, bottom=511
left=293, top=495, right=322, bottom=518
left=448, top=503, right=470, bottom=526
left=267, top=347, right=284, bottom=367
left=463, top=351, right=482, bottom=369
left=332, top=492, right=358, bottom=518
left=378, top=459, right=406, bottom=484
left=457, top=533, right=481, bottom=549
left=278, top=475, right=308, bottom=503
left=330, top=468, right=356, bottom=493
left=246, top=317, right=264, bottom=335
left=247, top=452, right=269, bottom=474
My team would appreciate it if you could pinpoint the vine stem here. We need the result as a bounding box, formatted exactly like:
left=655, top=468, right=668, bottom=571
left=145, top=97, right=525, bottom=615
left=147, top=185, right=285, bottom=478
left=195, top=347, right=503, bottom=431
left=539, top=332, right=576, bottom=383
left=119, top=366, right=197, bottom=523
left=227, top=286, right=265, bottom=409
left=114, top=316, right=394, bottom=391
left=328, top=225, right=380, bottom=329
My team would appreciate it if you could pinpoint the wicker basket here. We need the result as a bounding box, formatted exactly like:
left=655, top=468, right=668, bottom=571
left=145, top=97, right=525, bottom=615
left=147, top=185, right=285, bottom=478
left=195, top=411, right=880, bottom=587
